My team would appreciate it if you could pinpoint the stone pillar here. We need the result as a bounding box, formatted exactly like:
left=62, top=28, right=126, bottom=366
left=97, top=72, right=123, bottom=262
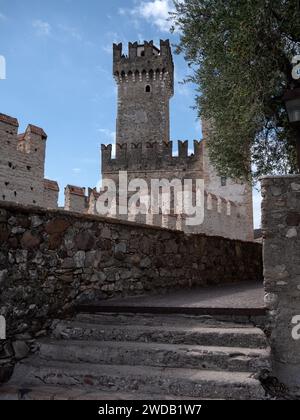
left=261, top=175, right=300, bottom=396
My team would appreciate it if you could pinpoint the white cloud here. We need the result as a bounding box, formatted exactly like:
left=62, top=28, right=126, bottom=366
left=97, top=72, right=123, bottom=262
left=33, top=19, right=52, bottom=36
left=133, top=0, right=175, bottom=32
left=58, top=24, right=82, bottom=41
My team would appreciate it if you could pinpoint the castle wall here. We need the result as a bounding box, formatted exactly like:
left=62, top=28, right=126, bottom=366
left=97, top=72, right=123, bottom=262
left=0, top=114, right=58, bottom=209
left=100, top=135, right=251, bottom=241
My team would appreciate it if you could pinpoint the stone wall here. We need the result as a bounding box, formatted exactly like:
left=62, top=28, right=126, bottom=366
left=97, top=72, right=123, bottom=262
left=0, top=200, right=262, bottom=383
left=261, top=175, right=300, bottom=396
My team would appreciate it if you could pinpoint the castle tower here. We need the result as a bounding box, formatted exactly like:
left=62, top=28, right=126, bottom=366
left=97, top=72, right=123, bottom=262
left=99, top=40, right=253, bottom=241
left=113, top=40, right=174, bottom=145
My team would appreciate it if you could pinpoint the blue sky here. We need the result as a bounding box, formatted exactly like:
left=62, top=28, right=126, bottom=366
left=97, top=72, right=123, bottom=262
left=0, top=0, right=261, bottom=226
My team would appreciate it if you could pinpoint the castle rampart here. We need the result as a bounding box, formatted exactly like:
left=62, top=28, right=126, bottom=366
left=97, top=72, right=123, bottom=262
left=64, top=185, right=87, bottom=213
left=102, top=140, right=203, bottom=175
left=0, top=113, right=58, bottom=209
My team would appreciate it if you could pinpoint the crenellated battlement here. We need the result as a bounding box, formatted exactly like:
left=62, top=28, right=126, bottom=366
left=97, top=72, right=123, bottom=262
left=113, top=40, right=174, bottom=95
left=102, top=140, right=204, bottom=173
left=0, top=112, right=58, bottom=208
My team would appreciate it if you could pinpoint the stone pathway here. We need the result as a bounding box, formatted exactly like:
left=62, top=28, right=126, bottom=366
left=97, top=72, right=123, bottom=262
left=98, top=281, right=265, bottom=309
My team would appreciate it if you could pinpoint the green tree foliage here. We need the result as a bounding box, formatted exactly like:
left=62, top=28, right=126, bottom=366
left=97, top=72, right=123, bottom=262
left=172, top=0, right=300, bottom=181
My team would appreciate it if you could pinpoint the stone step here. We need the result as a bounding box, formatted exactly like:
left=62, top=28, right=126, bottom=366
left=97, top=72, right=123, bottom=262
left=9, top=359, right=267, bottom=400
left=0, top=385, right=205, bottom=401
left=37, top=339, right=270, bottom=373
left=75, top=313, right=258, bottom=328
left=77, top=305, right=267, bottom=321
left=53, top=320, right=268, bottom=349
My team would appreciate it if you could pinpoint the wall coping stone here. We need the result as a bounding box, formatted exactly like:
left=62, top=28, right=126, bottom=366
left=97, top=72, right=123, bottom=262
left=0, top=200, right=257, bottom=245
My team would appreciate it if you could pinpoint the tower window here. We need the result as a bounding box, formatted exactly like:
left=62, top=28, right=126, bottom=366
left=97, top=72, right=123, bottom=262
left=145, top=85, right=151, bottom=93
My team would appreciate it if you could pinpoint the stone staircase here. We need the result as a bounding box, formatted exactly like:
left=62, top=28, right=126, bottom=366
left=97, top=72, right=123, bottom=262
left=0, top=313, right=271, bottom=400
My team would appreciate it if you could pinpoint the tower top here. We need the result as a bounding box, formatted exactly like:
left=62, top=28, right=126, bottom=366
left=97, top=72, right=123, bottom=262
left=113, top=40, right=174, bottom=94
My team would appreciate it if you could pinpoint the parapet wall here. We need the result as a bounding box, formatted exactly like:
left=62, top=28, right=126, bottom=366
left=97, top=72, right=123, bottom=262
left=102, top=141, right=203, bottom=174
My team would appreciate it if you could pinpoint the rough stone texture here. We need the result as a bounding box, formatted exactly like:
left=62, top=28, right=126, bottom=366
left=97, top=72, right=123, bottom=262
left=0, top=200, right=262, bottom=384
left=261, top=175, right=300, bottom=397
left=0, top=115, right=58, bottom=209
left=2, top=314, right=270, bottom=400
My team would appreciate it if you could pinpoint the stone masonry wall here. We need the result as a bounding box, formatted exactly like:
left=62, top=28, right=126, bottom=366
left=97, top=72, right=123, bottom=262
left=0, top=200, right=262, bottom=383
left=261, top=175, right=300, bottom=396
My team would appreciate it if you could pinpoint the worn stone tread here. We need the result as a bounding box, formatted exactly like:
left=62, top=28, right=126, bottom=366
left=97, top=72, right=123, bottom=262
left=75, top=313, right=257, bottom=327
left=9, top=359, right=266, bottom=400
left=54, top=320, right=267, bottom=349
left=0, top=385, right=208, bottom=401
left=37, top=339, right=270, bottom=372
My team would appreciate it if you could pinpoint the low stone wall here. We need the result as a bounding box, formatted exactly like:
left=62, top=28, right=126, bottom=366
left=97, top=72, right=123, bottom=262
left=0, top=200, right=262, bottom=383
left=261, top=175, right=300, bottom=396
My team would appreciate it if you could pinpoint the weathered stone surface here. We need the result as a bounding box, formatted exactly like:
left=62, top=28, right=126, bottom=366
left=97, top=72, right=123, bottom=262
left=0, top=224, right=10, bottom=243
left=261, top=175, right=300, bottom=397
left=0, top=313, right=270, bottom=401
left=12, top=341, right=29, bottom=361
left=75, top=232, right=95, bottom=251
left=0, top=270, right=8, bottom=287
left=0, top=209, right=7, bottom=223
left=0, top=201, right=262, bottom=385
left=45, top=218, right=70, bottom=235
left=286, top=212, right=300, bottom=226
left=20, top=231, right=41, bottom=249
left=74, top=251, right=86, bottom=268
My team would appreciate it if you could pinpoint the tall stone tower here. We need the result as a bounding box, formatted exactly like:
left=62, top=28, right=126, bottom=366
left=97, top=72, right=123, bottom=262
left=99, top=39, right=254, bottom=241
left=113, top=40, right=174, bottom=145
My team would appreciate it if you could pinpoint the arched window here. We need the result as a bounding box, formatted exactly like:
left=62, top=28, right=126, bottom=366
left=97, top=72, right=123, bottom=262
left=145, top=85, right=151, bottom=93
